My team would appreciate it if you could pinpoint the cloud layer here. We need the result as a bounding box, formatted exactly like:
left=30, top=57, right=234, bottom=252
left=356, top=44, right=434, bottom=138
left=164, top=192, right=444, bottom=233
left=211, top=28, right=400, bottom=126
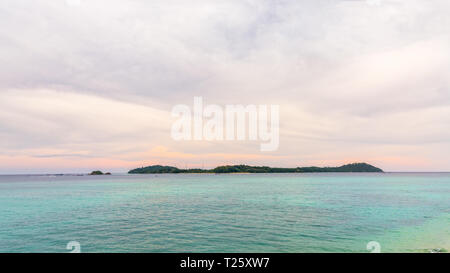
left=0, top=0, right=449, bottom=172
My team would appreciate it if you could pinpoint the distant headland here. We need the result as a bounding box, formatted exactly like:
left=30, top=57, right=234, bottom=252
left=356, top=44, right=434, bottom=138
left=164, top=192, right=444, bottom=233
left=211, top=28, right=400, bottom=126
left=89, top=170, right=111, bottom=176
left=128, top=163, right=383, bottom=174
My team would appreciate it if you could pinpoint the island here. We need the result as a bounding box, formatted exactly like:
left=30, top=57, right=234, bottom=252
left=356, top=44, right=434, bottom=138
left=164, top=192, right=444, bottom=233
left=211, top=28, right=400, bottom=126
left=128, top=163, right=383, bottom=174
left=89, top=170, right=112, bottom=175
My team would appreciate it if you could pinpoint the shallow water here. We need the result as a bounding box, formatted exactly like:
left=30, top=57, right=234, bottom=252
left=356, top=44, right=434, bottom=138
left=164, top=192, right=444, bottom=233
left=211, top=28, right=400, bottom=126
left=0, top=173, right=449, bottom=253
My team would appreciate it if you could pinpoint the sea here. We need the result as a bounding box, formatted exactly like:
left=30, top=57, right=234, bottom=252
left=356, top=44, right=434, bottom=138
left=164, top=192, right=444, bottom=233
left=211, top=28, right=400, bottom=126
left=0, top=173, right=448, bottom=253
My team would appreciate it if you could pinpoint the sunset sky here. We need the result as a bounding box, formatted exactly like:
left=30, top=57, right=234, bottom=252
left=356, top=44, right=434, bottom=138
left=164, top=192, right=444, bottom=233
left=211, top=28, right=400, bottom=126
left=1, top=0, right=450, bottom=173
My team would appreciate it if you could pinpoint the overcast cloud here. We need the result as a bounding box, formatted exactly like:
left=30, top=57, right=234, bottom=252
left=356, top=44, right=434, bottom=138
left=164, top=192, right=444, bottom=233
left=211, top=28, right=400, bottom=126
left=0, top=0, right=449, bottom=173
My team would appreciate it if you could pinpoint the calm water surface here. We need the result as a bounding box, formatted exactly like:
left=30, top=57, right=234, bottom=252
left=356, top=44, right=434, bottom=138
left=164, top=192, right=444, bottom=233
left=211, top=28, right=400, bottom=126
left=0, top=173, right=449, bottom=253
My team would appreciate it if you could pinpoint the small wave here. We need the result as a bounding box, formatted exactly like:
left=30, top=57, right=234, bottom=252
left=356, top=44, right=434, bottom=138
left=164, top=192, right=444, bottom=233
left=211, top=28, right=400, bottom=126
left=427, top=248, right=448, bottom=253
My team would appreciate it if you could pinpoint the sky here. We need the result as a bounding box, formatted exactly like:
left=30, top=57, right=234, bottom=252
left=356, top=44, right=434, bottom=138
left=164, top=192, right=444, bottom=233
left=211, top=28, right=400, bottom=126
left=0, top=0, right=449, bottom=173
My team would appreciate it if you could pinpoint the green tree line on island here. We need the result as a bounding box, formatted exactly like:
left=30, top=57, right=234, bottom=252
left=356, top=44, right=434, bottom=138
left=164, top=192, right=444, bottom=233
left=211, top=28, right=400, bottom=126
left=128, top=163, right=383, bottom=174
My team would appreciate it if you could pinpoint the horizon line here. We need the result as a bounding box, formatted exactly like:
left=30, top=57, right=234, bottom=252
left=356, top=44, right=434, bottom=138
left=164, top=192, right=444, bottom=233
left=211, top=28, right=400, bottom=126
left=1, top=171, right=450, bottom=176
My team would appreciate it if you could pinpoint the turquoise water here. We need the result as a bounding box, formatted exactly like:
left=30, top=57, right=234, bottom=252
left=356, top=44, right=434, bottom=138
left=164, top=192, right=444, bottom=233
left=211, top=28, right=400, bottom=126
left=0, top=173, right=449, bottom=253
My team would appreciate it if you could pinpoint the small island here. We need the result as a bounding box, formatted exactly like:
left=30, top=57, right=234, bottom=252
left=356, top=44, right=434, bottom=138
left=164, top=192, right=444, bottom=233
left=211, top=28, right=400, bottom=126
left=89, top=170, right=112, bottom=175
left=128, top=163, right=383, bottom=174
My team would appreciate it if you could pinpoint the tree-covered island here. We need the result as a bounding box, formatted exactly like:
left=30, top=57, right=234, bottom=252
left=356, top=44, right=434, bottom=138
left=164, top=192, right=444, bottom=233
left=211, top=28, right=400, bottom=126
left=128, top=163, right=383, bottom=174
